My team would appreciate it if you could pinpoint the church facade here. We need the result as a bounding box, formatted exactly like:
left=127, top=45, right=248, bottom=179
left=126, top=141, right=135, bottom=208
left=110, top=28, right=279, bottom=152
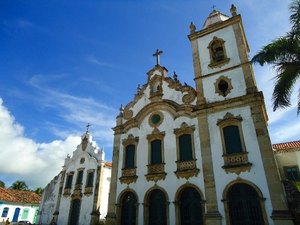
left=106, top=5, right=293, bottom=225
left=38, top=131, right=111, bottom=225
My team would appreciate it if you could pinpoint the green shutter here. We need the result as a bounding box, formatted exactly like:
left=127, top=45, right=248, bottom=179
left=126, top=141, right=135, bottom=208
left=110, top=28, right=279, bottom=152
left=179, top=134, right=193, bottom=161
left=125, top=145, right=135, bottom=168
left=151, top=140, right=162, bottom=164
left=223, top=125, right=243, bottom=154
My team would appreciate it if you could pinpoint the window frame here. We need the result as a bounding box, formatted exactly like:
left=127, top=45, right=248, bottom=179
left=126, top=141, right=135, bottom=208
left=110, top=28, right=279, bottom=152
left=284, top=166, right=300, bottom=181
left=174, top=122, right=196, bottom=162
left=217, top=113, right=252, bottom=174
left=122, top=135, right=139, bottom=170
left=86, top=169, right=95, bottom=188
left=1, top=207, right=9, bottom=217
left=147, top=130, right=165, bottom=165
left=207, top=36, right=230, bottom=68
left=217, top=114, right=246, bottom=156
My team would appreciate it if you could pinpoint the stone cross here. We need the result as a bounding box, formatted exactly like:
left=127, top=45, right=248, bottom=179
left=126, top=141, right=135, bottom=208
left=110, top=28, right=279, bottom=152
left=153, top=49, right=163, bottom=65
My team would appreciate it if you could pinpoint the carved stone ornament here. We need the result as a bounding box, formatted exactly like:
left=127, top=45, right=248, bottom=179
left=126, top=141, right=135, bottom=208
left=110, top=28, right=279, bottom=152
left=81, top=136, right=88, bottom=151
left=214, top=76, right=233, bottom=97
left=222, top=152, right=252, bottom=175
left=174, top=160, right=199, bottom=179
left=145, top=164, right=167, bottom=182
left=119, top=168, right=138, bottom=185
left=63, top=188, right=71, bottom=197
left=217, top=112, right=242, bottom=126
left=84, top=187, right=93, bottom=196
left=182, top=86, right=197, bottom=104
left=123, top=102, right=134, bottom=120
left=71, top=189, right=82, bottom=199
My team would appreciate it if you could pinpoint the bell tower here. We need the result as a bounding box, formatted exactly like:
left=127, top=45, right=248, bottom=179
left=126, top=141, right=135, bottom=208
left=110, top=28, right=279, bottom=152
left=189, top=4, right=257, bottom=105
left=188, top=5, right=293, bottom=225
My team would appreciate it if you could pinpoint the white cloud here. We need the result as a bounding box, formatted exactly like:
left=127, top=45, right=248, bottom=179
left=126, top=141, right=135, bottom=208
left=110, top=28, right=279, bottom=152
left=86, top=55, right=114, bottom=68
left=28, top=74, right=116, bottom=148
left=0, top=98, right=81, bottom=189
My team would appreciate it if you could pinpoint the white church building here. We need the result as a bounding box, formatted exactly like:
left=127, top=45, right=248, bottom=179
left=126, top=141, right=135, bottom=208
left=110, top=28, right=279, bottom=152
left=105, top=5, right=293, bottom=225
left=38, top=130, right=111, bottom=225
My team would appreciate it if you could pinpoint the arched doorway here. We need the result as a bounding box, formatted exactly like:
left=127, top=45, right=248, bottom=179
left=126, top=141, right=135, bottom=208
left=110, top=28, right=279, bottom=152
left=179, top=187, right=203, bottom=225
left=68, top=199, right=81, bottom=225
left=227, top=183, right=264, bottom=225
left=148, top=189, right=167, bottom=225
left=120, top=191, right=137, bottom=225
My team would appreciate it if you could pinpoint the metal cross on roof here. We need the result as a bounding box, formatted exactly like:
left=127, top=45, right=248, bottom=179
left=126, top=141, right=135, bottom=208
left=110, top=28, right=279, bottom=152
left=86, top=123, right=91, bottom=132
left=153, top=49, right=163, bottom=65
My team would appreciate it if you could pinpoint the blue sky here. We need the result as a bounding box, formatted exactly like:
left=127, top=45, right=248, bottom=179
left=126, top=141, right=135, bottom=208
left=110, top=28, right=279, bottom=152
left=0, top=0, right=298, bottom=189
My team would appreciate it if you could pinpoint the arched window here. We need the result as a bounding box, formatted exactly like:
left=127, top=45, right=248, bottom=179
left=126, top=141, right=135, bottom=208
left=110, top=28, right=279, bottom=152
left=151, top=139, right=162, bottom=164
left=148, top=190, right=167, bottom=225
left=174, top=123, right=198, bottom=179
left=227, top=183, right=264, bottom=225
left=125, top=144, right=135, bottom=168
left=179, top=187, right=203, bottom=225
left=217, top=113, right=251, bottom=174
left=179, top=134, right=193, bottom=161
left=208, top=37, right=230, bottom=68
left=120, top=192, right=137, bottom=225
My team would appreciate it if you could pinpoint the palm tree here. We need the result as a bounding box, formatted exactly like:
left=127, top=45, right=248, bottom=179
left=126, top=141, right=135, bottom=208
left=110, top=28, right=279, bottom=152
left=0, top=180, right=5, bottom=188
left=10, top=180, right=28, bottom=190
left=34, top=187, right=44, bottom=195
left=251, top=0, right=300, bottom=115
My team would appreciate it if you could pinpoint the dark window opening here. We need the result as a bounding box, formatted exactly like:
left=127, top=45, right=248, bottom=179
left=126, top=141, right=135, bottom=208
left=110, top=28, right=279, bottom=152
left=125, top=145, right=135, bottom=169
left=179, top=134, right=193, bottom=161
left=223, top=125, right=243, bottom=154
left=151, top=140, right=162, bottom=164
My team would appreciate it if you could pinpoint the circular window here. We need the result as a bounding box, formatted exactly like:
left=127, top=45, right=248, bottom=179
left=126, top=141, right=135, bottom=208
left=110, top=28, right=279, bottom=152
left=151, top=114, right=161, bottom=125
left=149, top=112, right=163, bottom=127
left=80, top=158, right=85, bottom=164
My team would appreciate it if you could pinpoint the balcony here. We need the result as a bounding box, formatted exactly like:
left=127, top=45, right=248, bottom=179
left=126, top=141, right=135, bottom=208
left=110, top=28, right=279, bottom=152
left=119, top=168, right=138, bottom=185
left=63, top=188, right=71, bottom=197
left=175, top=159, right=199, bottom=179
left=145, top=163, right=166, bottom=182
left=222, top=152, right=252, bottom=174
left=84, top=187, right=93, bottom=196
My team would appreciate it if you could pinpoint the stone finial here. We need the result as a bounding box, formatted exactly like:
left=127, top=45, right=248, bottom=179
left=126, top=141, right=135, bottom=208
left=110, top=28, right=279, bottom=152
left=190, top=22, right=196, bottom=34
left=173, top=71, right=178, bottom=81
left=230, top=4, right=237, bottom=16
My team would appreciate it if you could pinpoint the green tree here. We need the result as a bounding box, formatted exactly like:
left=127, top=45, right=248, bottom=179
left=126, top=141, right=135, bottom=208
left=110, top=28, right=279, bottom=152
left=0, top=180, right=5, bottom=188
left=34, top=187, right=43, bottom=195
left=251, top=0, right=300, bottom=115
left=10, top=180, right=28, bottom=190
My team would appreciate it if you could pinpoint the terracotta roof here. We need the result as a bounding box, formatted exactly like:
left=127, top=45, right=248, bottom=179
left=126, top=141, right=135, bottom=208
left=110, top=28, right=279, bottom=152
left=105, top=161, right=112, bottom=168
left=0, top=187, right=41, bottom=204
left=273, top=140, right=300, bottom=153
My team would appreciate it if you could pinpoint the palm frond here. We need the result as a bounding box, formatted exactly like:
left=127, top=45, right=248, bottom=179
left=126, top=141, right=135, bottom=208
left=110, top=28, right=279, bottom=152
left=251, top=37, right=300, bottom=66
left=272, top=62, right=300, bottom=111
left=290, top=0, right=300, bottom=31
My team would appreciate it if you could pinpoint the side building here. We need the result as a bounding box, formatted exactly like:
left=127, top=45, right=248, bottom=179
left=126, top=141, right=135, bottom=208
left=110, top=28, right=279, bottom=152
left=273, top=140, right=300, bottom=224
left=106, top=5, right=293, bottom=225
left=38, top=130, right=111, bottom=225
left=0, top=188, right=40, bottom=224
